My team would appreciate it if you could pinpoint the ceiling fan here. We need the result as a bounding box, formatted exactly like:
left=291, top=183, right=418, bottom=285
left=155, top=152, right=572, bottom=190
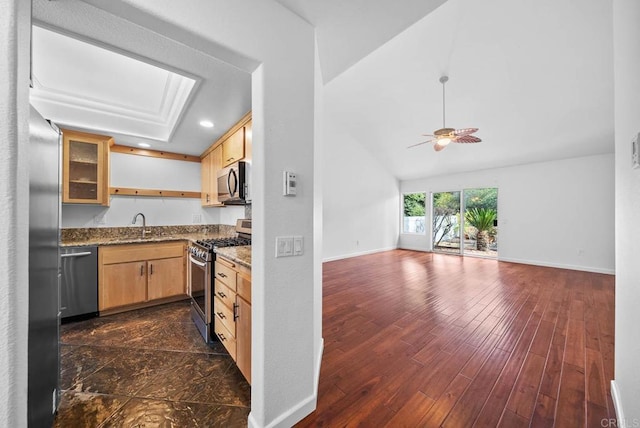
left=409, top=75, right=481, bottom=152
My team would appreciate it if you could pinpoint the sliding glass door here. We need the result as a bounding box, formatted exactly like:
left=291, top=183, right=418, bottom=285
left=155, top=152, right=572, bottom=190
left=431, top=188, right=498, bottom=258
left=463, top=188, right=498, bottom=258
left=432, top=191, right=461, bottom=254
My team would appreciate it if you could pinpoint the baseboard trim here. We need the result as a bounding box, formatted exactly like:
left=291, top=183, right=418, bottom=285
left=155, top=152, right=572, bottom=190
left=611, top=380, right=626, bottom=427
left=247, top=339, right=324, bottom=428
left=497, top=256, right=615, bottom=275
left=397, top=246, right=430, bottom=252
left=323, top=246, right=397, bottom=262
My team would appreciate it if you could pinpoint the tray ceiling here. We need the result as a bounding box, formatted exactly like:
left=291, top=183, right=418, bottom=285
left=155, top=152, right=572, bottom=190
left=31, top=25, right=197, bottom=143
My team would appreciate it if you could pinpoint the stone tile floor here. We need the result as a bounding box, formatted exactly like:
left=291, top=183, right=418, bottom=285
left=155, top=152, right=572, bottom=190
left=54, top=300, right=250, bottom=427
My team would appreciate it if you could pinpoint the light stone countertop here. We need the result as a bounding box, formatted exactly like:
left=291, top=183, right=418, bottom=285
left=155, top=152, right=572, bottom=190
left=60, top=224, right=236, bottom=247
left=214, top=246, right=251, bottom=269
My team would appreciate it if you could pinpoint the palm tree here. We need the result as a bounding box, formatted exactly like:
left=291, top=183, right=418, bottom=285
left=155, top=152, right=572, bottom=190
left=465, top=208, right=497, bottom=251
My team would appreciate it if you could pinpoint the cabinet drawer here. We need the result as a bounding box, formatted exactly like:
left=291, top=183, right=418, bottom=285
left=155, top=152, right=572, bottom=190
left=214, top=295, right=236, bottom=336
left=214, top=260, right=237, bottom=289
left=214, top=318, right=236, bottom=360
left=214, top=279, right=236, bottom=310
left=101, top=242, right=184, bottom=265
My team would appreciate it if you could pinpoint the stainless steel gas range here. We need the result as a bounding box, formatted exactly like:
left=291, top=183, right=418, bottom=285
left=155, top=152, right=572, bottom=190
left=187, top=219, right=251, bottom=344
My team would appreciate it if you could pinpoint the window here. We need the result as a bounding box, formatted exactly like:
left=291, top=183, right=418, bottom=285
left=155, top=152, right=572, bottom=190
left=402, top=192, right=426, bottom=234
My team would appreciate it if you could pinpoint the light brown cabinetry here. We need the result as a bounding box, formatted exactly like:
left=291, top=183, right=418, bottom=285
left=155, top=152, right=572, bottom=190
left=200, top=112, right=252, bottom=207
left=221, top=127, right=245, bottom=167
left=99, top=242, right=186, bottom=312
left=236, top=270, right=252, bottom=384
left=213, top=255, right=251, bottom=383
left=201, top=145, right=222, bottom=207
left=62, top=129, right=112, bottom=206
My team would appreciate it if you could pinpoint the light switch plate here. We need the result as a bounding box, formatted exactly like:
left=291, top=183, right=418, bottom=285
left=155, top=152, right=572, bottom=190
left=276, top=236, right=294, bottom=257
left=293, top=236, right=303, bottom=256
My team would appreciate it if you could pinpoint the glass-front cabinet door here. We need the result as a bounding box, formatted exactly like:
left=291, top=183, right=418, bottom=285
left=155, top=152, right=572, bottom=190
left=62, top=129, right=112, bottom=205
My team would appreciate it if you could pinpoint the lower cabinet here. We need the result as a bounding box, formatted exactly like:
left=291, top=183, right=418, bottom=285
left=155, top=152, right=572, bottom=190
left=213, top=255, right=251, bottom=384
left=99, top=241, right=186, bottom=312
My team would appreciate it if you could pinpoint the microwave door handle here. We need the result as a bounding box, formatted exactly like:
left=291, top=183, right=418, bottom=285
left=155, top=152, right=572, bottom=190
left=228, top=169, right=238, bottom=197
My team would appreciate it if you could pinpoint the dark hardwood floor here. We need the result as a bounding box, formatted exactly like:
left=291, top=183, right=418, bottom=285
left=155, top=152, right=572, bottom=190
left=297, top=250, right=615, bottom=427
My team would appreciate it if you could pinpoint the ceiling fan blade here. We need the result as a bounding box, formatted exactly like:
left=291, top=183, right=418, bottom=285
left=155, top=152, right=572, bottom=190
left=421, top=134, right=436, bottom=137
left=454, top=135, right=482, bottom=143
left=453, top=128, right=479, bottom=137
left=433, top=142, right=447, bottom=152
left=407, top=139, right=435, bottom=148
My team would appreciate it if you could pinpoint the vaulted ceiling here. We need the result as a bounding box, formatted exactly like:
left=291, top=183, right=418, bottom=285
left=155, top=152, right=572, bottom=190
left=32, top=0, right=614, bottom=181
left=321, top=0, right=615, bottom=180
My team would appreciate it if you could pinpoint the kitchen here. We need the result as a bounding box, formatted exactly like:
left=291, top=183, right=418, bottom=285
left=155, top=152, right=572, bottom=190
left=30, top=18, right=257, bottom=427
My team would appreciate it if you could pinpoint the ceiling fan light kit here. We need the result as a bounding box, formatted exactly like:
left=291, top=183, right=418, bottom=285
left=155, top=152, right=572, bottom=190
left=409, top=75, right=481, bottom=152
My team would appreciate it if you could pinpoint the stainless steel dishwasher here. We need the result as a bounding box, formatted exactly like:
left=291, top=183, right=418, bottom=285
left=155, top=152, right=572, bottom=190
left=60, top=246, right=98, bottom=319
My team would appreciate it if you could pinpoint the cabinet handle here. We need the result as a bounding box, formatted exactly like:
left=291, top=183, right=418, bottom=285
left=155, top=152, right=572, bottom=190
left=140, top=265, right=144, bottom=276
left=217, top=311, right=226, bottom=319
left=206, top=194, right=210, bottom=203
left=227, top=157, right=234, bottom=162
left=217, top=332, right=226, bottom=341
left=218, top=272, right=227, bottom=278
left=233, top=303, right=239, bottom=321
left=217, top=291, right=226, bottom=298
left=150, top=264, right=153, bottom=275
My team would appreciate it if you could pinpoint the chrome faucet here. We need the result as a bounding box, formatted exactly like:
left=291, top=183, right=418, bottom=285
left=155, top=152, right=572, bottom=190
left=132, top=212, right=147, bottom=238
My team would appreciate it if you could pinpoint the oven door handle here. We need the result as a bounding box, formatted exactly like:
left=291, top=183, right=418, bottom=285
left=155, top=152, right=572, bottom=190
left=189, top=255, right=208, bottom=267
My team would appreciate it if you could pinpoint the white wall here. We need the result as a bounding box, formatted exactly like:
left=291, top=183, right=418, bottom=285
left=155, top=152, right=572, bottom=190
left=401, top=153, right=615, bottom=274
left=322, top=112, right=400, bottom=261
left=613, top=0, right=640, bottom=422
left=61, top=152, right=246, bottom=227
left=0, top=0, right=31, bottom=425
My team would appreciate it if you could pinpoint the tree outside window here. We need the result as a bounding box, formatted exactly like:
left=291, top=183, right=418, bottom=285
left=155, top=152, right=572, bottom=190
left=403, top=193, right=426, bottom=234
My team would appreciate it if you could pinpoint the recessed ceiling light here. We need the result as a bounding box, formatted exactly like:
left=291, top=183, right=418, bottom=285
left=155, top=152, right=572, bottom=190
left=199, top=120, right=214, bottom=128
left=138, top=143, right=151, bottom=148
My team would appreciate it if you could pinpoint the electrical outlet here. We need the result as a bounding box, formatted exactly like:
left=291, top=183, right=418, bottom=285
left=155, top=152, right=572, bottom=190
left=93, top=214, right=106, bottom=225
left=192, top=214, right=202, bottom=224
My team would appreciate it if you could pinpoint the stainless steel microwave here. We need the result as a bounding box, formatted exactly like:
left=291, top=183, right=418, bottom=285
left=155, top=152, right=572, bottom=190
left=217, top=161, right=250, bottom=204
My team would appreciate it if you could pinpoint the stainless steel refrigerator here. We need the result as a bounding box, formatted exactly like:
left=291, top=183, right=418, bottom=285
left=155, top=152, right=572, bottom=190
left=28, top=105, right=61, bottom=427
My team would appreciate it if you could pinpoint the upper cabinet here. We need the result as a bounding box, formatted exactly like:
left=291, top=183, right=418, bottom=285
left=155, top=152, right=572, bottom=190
left=62, top=129, right=112, bottom=206
left=201, top=145, right=222, bottom=207
left=222, top=127, right=245, bottom=168
left=200, top=112, right=251, bottom=207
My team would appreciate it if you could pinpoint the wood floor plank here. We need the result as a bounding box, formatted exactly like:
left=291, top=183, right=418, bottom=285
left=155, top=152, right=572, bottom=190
left=418, top=374, right=471, bottom=428
left=555, top=363, right=586, bottom=428
left=295, top=251, right=614, bottom=428
left=384, top=391, right=435, bottom=428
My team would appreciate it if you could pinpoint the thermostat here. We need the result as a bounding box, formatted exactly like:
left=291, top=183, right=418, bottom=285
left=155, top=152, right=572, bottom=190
left=283, top=171, right=297, bottom=196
